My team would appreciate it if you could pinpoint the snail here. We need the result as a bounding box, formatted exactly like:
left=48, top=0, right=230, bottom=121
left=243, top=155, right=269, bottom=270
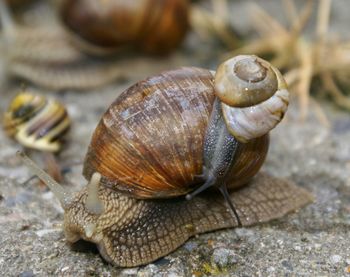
left=59, top=0, right=190, bottom=55
left=18, top=55, right=312, bottom=267
left=0, top=0, right=188, bottom=90
left=4, top=91, right=70, bottom=182
left=3, top=91, right=70, bottom=152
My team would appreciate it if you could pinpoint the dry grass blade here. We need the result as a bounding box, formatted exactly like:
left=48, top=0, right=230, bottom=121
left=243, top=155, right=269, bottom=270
left=321, top=72, right=350, bottom=109
left=190, top=1, right=240, bottom=48
left=250, top=4, right=289, bottom=37
left=297, top=41, right=313, bottom=120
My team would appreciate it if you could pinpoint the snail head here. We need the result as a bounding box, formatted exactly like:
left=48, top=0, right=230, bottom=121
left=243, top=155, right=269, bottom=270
left=17, top=151, right=108, bottom=242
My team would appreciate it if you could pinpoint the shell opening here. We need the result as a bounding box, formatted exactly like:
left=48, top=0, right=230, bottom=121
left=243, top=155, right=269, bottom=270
left=86, top=172, right=104, bottom=215
left=17, top=151, right=72, bottom=209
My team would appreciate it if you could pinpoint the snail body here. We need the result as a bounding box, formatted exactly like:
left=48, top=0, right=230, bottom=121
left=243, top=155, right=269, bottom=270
left=19, top=55, right=312, bottom=267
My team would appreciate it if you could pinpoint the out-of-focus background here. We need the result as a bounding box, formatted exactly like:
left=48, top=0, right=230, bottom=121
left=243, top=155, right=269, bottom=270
left=0, top=0, right=349, bottom=276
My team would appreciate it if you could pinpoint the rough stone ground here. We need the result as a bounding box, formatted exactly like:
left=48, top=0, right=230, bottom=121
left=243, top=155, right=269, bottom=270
left=0, top=0, right=350, bottom=276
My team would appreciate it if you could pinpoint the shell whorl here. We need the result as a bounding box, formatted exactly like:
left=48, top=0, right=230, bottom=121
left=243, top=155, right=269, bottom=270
left=3, top=92, right=70, bottom=152
left=83, top=68, right=215, bottom=198
left=215, top=55, right=289, bottom=143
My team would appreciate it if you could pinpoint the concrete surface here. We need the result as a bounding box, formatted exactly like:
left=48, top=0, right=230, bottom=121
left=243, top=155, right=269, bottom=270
left=0, top=84, right=349, bottom=276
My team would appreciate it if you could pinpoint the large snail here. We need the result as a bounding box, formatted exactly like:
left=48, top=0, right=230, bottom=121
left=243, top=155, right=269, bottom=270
left=59, top=0, right=190, bottom=55
left=19, top=55, right=312, bottom=267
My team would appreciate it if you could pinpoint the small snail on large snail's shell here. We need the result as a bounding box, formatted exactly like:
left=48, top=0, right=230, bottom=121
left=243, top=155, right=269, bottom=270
left=59, top=0, right=190, bottom=55
left=19, top=55, right=312, bottom=267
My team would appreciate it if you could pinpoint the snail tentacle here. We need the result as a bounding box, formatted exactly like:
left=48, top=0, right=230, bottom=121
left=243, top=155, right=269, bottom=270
left=86, top=172, right=104, bottom=215
left=185, top=174, right=215, bottom=200
left=17, top=151, right=73, bottom=209
left=218, top=184, right=242, bottom=226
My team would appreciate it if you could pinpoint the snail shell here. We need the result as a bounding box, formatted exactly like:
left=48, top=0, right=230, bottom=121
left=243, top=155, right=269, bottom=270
left=83, top=62, right=280, bottom=199
left=215, top=55, right=289, bottom=142
left=60, top=0, right=190, bottom=55
left=3, top=92, right=70, bottom=152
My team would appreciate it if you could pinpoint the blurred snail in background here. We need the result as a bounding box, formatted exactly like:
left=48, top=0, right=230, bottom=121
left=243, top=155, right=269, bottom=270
left=4, top=91, right=70, bottom=182
left=3, top=92, right=70, bottom=152
left=59, top=0, right=190, bottom=55
left=0, top=0, right=190, bottom=90
left=18, top=55, right=312, bottom=267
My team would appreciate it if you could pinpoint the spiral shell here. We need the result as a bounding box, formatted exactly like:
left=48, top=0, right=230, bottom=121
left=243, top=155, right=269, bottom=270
left=3, top=92, right=70, bottom=152
left=215, top=55, right=279, bottom=107
left=215, top=55, right=289, bottom=143
left=83, top=67, right=269, bottom=199
left=60, top=0, right=190, bottom=55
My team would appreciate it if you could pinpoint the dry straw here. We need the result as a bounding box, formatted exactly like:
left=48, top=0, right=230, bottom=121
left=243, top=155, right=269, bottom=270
left=192, top=0, right=350, bottom=123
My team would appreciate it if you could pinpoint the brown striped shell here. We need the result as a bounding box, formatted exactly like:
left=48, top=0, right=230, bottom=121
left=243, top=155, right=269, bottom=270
left=83, top=68, right=269, bottom=199
left=3, top=92, right=70, bottom=152
left=60, top=0, right=190, bottom=55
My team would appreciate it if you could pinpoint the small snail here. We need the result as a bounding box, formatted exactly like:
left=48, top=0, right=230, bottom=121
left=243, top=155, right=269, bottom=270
left=19, top=55, right=312, bottom=267
left=4, top=91, right=70, bottom=182
left=59, top=0, right=190, bottom=55
left=3, top=92, right=70, bottom=152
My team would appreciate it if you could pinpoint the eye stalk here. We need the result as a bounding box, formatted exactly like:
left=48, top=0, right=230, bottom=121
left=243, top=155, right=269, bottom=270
left=17, top=151, right=104, bottom=216
left=17, top=151, right=73, bottom=209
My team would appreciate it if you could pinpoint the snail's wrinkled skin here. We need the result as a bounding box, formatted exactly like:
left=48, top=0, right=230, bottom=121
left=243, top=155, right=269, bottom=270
left=64, top=173, right=312, bottom=267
